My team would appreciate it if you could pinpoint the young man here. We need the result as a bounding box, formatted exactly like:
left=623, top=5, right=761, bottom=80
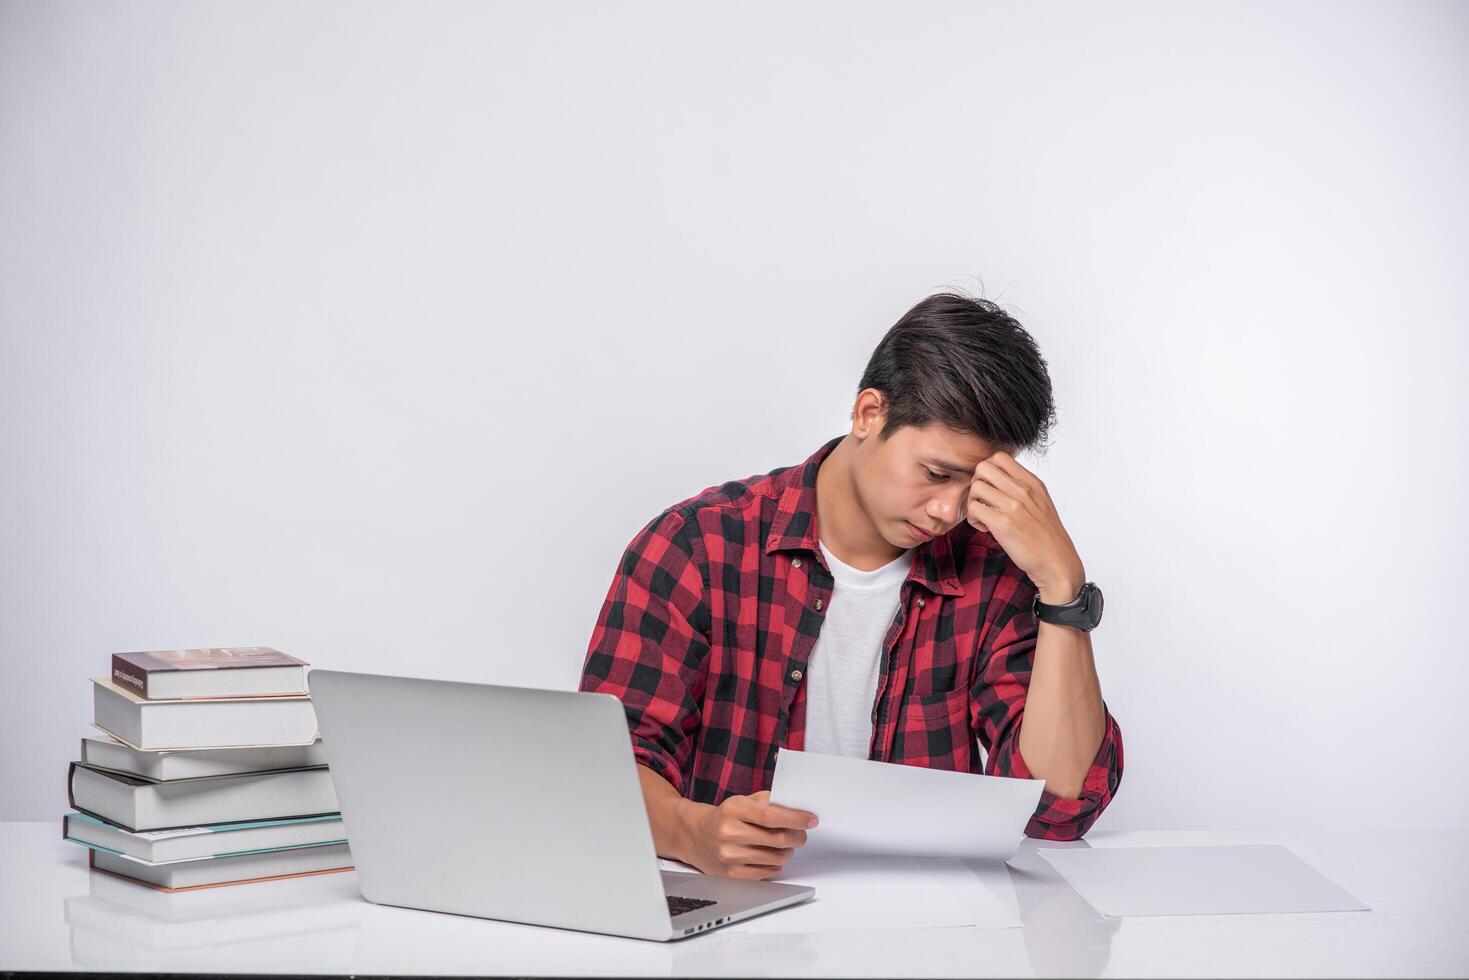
left=580, top=293, right=1124, bottom=880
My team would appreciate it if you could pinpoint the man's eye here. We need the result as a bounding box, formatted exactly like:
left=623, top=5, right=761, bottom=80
left=925, top=469, right=947, bottom=482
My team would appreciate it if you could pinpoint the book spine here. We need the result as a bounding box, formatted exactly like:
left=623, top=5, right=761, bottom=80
left=110, top=655, right=150, bottom=698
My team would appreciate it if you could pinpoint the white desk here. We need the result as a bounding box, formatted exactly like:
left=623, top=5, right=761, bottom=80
left=1, top=822, right=1463, bottom=977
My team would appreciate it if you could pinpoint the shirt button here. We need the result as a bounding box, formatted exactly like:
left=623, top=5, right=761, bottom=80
left=790, top=669, right=803, bottom=682
left=792, top=558, right=802, bottom=569
left=917, top=597, right=926, bottom=607
left=814, top=598, right=823, bottom=610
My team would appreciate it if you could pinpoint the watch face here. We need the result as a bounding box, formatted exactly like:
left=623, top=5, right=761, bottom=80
left=1085, top=584, right=1104, bottom=626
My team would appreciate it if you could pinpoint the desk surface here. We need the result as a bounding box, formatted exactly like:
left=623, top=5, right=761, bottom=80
left=1, top=821, right=1463, bottom=977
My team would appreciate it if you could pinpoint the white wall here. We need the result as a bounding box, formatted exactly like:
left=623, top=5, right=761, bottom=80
left=2, top=0, right=1465, bottom=829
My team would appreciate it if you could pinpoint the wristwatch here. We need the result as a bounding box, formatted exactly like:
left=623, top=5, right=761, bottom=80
left=1032, top=581, right=1104, bottom=632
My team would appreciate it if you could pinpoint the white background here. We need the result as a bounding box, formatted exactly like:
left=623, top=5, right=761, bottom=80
left=2, top=0, right=1464, bottom=828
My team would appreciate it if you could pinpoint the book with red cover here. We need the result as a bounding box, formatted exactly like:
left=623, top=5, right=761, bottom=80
left=110, top=648, right=308, bottom=700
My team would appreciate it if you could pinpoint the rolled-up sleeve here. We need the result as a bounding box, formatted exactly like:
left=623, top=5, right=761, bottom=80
left=971, top=581, right=1125, bottom=841
left=578, top=510, right=711, bottom=797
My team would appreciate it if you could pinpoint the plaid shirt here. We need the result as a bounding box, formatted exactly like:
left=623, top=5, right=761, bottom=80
left=579, top=436, right=1124, bottom=840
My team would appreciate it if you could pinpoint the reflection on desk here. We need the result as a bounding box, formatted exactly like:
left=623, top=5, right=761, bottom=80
left=66, top=868, right=362, bottom=956
left=4, top=823, right=1464, bottom=978
left=1006, top=842, right=1120, bottom=978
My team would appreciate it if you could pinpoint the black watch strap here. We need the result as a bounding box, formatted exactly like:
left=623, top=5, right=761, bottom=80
left=1032, top=581, right=1103, bottom=632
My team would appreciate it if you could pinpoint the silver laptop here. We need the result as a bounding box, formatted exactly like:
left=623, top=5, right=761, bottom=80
left=308, top=670, right=814, bottom=941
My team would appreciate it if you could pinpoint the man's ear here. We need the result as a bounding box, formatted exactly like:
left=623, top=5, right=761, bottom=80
left=852, top=389, right=886, bottom=439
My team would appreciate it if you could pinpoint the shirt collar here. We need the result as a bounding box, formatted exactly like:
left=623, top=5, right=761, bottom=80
left=764, top=435, right=967, bottom=597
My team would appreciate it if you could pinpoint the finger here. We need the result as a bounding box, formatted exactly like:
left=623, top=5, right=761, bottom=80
left=986, top=452, right=1048, bottom=498
left=967, top=474, right=1017, bottom=511
left=744, top=792, right=819, bottom=830
left=726, top=863, right=784, bottom=881
left=966, top=497, right=998, bottom=532
left=730, top=822, right=808, bottom=849
left=729, top=844, right=795, bottom=865
left=973, top=459, right=1029, bottom=502
left=752, top=803, right=819, bottom=831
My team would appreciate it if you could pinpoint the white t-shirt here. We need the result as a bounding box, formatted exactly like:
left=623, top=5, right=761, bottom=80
left=802, top=539, right=915, bottom=759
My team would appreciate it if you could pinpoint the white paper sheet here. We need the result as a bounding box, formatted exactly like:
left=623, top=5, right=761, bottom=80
left=768, top=748, right=1045, bottom=860
left=1037, top=844, right=1371, bottom=917
left=658, top=855, right=1021, bottom=932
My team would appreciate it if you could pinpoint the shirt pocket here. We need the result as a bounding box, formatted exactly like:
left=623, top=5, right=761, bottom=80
left=897, top=685, right=976, bottom=772
left=905, top=605, right=962, bottom=697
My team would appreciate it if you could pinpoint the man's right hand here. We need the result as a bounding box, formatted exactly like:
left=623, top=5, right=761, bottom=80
left=679, top=790, right=818, bottom=880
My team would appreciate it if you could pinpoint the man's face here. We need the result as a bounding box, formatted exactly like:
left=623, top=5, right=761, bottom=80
left=851, top=420, right=1005, bottom=550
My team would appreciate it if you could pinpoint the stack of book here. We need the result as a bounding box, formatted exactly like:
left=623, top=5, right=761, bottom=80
left=63, top=647, right=352, bottom=893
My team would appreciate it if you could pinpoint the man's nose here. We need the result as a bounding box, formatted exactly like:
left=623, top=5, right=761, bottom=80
left=929, top=494, right=956, bottom=524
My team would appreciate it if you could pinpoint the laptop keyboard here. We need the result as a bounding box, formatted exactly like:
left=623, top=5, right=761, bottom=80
left=667, top=894, right=718, bottom=917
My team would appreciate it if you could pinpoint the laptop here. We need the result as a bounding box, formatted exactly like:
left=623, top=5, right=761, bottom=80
left=308, top=670, right=815, bottom=941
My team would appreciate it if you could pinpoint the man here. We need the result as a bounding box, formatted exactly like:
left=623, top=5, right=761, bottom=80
left=580, top=292, right=1124, bottom=880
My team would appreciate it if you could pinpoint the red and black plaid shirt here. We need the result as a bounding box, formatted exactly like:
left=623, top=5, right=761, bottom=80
left=579, top=436, right=1124, bottom=840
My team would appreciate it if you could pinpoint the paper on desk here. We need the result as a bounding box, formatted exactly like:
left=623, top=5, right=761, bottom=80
left=769, top=748, right=1045, bottom=860
left=658, top=855, right=1020, bottom=932
left=1037, top=845, right=1371, bottom=917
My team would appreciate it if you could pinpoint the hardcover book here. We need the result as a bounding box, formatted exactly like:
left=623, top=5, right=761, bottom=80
left=110, top=648, right=308, bottom=700
left=79, top=735, right=328, bottom=781
left=91, top=677, right=319, bottom=750
left=63, top=811, right=346, bottom=864
left=68, top=762, right=339, bottom=833
left=87, top=841, right=353, bottom=892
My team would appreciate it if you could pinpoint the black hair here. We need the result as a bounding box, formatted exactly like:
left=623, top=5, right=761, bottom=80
left=856, top=292, right=1057, bottom=454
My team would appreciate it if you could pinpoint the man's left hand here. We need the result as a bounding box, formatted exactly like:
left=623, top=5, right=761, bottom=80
left=966, top=451, right=1086, bottom=604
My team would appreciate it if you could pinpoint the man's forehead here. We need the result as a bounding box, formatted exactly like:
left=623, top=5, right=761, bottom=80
left=902, top=424, right=999, bottom=470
